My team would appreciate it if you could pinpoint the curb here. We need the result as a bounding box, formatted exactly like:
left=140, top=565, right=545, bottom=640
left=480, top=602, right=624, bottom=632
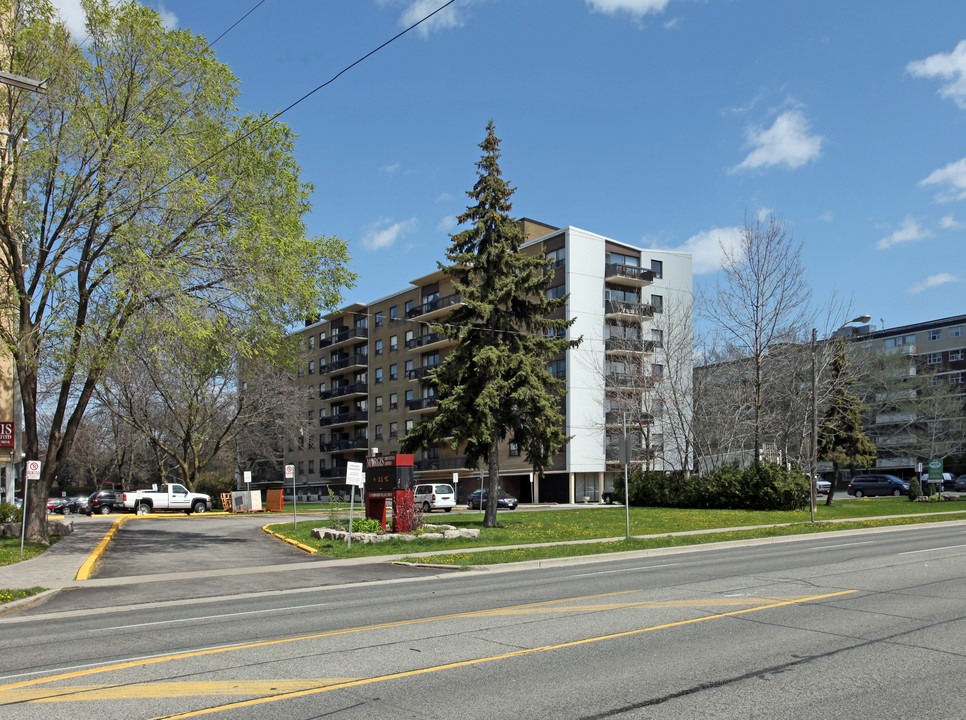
left=261, top=524, right=318, bottom=554
left=76, top=515, right=130, bottom=581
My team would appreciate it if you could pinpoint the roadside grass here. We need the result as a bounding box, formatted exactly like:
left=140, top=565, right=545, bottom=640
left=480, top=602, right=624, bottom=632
left=0, top=587, right=46, bottom=604
left=0, top=536, right=49, bottom=566
left=267, top=498, right=966, bottom=561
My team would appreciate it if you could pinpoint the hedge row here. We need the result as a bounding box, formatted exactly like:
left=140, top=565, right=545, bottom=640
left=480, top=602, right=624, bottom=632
left=612, top=461, right=810, bottom=512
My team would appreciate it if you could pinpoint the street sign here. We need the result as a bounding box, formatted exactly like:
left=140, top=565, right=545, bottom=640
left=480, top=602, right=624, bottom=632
left=26, top=460, right=41, bottom=481
left=928, top=458, right=943, bottom=481
left=284, top=464, right=295, bottom=480
left=243, top=471, right=252, bottom=484
left=346, top=461, right=364, bottom=487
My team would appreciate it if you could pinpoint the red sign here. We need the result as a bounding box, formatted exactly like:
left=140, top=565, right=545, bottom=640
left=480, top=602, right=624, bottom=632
left=0, top=422, right=13, bottom=448
left=365, top=454, right=413, bottom=469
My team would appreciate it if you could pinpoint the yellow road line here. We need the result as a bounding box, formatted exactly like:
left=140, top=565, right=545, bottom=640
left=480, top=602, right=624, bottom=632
left=5, top=679, right=356, bottom=703
left=149, top=590, right=857, bottom=719
left=0, top=589, right=641, bottom=693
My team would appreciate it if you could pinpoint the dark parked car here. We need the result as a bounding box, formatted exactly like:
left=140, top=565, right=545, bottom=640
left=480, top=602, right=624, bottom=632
left=954, top=476, right=966, bottom=492
left=847, top=474, right=910, bottom=498
left=466, top=489, right=518, bottom=510
left=84, top=490, right=121, bottom=515
left=47, top=496, right=88, bottom=515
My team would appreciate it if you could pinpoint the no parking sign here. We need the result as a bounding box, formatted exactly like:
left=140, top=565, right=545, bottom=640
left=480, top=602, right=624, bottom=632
left=26, top=460, right=41, bottom=480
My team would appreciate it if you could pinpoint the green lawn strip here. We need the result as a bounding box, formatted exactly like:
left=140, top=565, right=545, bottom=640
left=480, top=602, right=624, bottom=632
left=0, top=587, right=46, bottom=605
left=0, top=537, right=50, bottom=566
left=266, top=500, right=966, bottom=560
left=402, top=513, right=966, bottom=567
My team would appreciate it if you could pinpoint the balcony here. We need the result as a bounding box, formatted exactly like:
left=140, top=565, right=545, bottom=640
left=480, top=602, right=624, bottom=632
left=318, top=410, right=368, bottom=428
left=321, top=354, right=368, bottom=375
left=320, top=381, right=369, bottom=400
left=406, top=396, right=439, bottom=413
left=605, top=373, right=655, bottom=390
left=319, top=327, right=368, bottom=350
left=604, top=263, right=654, bottom=288
left=406, top=292, right=463, bottom=321
left=605, top=338, right=656, bottom=356
left=605, top=299, right=654, bottom=321
left=405, top=330, right=453, bottom=352
left=320, top=437, right=369, bottom=453
left=605, top=412, right=654, bottom=427
left=407, top=364, right=440, bottom=381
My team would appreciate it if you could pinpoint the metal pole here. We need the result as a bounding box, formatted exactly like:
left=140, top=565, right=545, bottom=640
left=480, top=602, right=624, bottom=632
left=293, top=475, right=297, bottom=529
left=624, top=413, right=630, bottom=540
left=19, top=474, right=28, bottom=557
left=810, top=327, right=818, bottom=523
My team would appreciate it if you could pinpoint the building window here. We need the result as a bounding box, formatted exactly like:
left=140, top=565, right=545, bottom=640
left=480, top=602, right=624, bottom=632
left=389, top=422, right=398, bottom=439
left=308, top=336, right=315, bottom=350
left=509, top=442, right=519, bottom=457
left=652, top=364, right=664, bottom=378
left=308, top=460, right=315, bottom=475
left=297, top=461, right=304, bottom=475
left=375, top=368, right=383, bottom=383
left=297, top=365, right=304, bottom=378
left=405, top=299, right=414, bottom=315
left=389, top=306, right=398, bottom=321
left=374, top=396, right=383, bottom=412
left=606, top=252, right=639, bottom=267
left=374, top=425, right=383, bottom=440
left=389, top=392, right=398, bottom=409
left=929, top=329, right=942, bottom=341
left=389, top=335, right=398, bottom=351
left=884, top=334, right=916, bottom=349
left=308, top=360, right=315, bottom=375
left=389, top=364, right=398, bottom=380
left=951, top=326, right=964, bottom=338
left=375, top=339, right=383, bottom=355
left=651, top=294, right=663, bottom=312
left=547, top=358, right=566, bottom=379
left=950, top=349, right=964, bottom=362
left=928, top=352, right=942, bottom=365
left=405, top=389, right=414, bottom=403
left=405, top=359, right=414, bottom=375
left=951, top=372, right=964, bottom=385
left=405, top=329, right=415, bottom=345
left=650, top=259, right=663, bottom=278
left=405, top=419, right=414, bottom=433
left=374, top=311, right=383, bottom=328
left=650, top=329, right=663, bottom=347
left=308, top=409, right=314, bottom=421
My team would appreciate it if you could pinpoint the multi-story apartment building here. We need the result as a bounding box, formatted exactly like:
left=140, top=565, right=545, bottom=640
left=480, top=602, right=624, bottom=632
left=281, top=219, right=693, bottom=505
left=842, top=314, right=966, bottom=475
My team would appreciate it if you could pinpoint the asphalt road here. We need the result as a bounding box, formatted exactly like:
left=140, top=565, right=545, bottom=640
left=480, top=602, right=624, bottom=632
left=2, top=518, right=966, bottom=719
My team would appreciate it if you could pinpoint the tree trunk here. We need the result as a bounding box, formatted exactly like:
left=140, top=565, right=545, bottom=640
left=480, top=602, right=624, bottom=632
left=824, top=459, right=840, bottom=506
left=484, top=439, right=500, bottom=529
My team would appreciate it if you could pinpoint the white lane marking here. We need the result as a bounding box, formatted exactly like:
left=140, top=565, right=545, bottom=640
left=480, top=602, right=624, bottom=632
left=571, top=563, right=680, bottom=577
left=899, top=544, right=966, bottom=555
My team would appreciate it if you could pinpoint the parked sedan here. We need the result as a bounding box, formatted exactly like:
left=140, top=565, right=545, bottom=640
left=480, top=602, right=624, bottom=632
left=83, top=490, right=122, bottom=515
left=46, top=497, right=70, bottom=514
left=847, top=474, right=910, bottom=498
left=954, top=476, right=966, bottom=492
left=466, top=489, right=518, bottom=510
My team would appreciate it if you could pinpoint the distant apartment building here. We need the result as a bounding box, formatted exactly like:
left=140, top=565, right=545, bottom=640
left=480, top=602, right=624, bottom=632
left=842, top=314, right=966, bottom=475
left=280, top=219, right=693, bottom=504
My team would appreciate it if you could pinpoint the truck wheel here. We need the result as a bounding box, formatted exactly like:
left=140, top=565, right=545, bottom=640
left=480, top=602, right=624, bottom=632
left=99, top=505, right=111, bottom=515
left=136, top=503, right=151, bottom=515
left=192, top=501, right=207, bottom=514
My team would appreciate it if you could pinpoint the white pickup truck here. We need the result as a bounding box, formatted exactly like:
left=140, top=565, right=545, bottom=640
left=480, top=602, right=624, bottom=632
left=121, top=483, right=212, bottom=515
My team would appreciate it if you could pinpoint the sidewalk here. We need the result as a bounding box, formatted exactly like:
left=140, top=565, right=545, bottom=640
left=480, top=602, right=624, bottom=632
left=0, top=519, right=113, bottom=590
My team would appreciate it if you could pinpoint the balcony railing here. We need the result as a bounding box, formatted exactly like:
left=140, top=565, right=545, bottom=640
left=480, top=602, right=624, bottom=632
left=320, top=354, right=368, bottom=374
left=605, top=299, right=654, bottom=318
left=605, top=412, right=654, bottom=426
left=406, top=396, right=439, bottom=412
left=318, top=410, right=368, bottom=427
left=320, top=381, right=368, bottom=400
left=604, top=263, right=655, bottom=286
left=405, top=331, right=444, bottom=349
left=320, top=437, right=369, bottom=453
left=406, top=364, right=440, bottom=381
left=319, top=327, right=368, bottom=349
left=604, top=338, right=656, bottom=354
left=406, top=292, right=462, bottom=320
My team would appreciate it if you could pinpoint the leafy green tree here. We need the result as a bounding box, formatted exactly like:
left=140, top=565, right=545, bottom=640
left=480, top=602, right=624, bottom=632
left=0, top=1, right=353, bottom=542
left=402, top=121, right=579, bottom=528
left=818, top=341, right=876, bottom=505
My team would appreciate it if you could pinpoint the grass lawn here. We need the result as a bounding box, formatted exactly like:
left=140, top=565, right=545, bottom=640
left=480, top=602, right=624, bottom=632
left=0, top=537, right=51, bottom=605
left=266, top=497, right=966, bottom=563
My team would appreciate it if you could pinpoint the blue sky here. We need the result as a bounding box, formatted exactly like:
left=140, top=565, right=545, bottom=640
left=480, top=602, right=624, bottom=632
left=53, top=0, right=966, bottom=332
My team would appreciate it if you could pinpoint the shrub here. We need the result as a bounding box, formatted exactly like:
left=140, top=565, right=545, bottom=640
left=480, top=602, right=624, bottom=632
left=908, top=478, right=923, bottom=502
left=350, top=517, right=382, bottom=534
left=195, top=476, right=236, bottom=509
left=0, top=502, right=21, bottom=524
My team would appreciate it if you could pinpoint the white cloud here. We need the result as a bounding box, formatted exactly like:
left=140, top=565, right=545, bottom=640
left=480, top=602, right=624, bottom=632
left=661, top=226, right=743, bottom=275
left=920, top=157, right=966, bottom=202
left=818, top=211, right=834, bottom=223
left=756, top=207, right=773, bottom=223
left=436, top=215, right=457, bottom=233
left=586, top=0, right=671, bottom=17
left=380, top=163, right=401, bottom=174
left=156, top=4, right=178, bottom=30
left=907, top=39, right=966, bottom=109
left=907, top=272, right=961, bottom=294
left=877, top=216, right=933, bottom=250
left=732, top=110, right=824, bottom=172
left=941, top=214, right=964, bottom=229
left=361, top=217, right=418, bottom=251
left=393, top=0, right=464, bottom=37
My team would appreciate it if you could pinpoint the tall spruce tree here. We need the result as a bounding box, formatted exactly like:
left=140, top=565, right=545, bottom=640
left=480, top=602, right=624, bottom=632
left=402, top=121, right=579, bottom=528
left=818, top=341, right=876, bottom=505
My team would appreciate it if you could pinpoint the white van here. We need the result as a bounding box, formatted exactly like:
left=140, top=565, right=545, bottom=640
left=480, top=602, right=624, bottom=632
left=413, top=483, right=456, bottom=513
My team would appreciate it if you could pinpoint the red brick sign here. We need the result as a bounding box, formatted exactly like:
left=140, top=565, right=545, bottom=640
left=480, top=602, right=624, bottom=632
left=0, top=422, right=13, bottom=448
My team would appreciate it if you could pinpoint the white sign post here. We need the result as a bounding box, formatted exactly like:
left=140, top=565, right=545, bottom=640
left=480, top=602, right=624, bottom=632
left=243, top=471, right=251, bottom=484
left=285, top=464, right=296, bottom=527
left=22, top=461, right=41, bottom=556
left=346, top=462, right=364, bottom=548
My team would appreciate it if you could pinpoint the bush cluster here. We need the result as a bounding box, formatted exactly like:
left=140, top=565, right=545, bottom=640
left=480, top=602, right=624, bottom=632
left=612, top=461, right=809, bottom=512
left=0, top=502, right=21, bottom=524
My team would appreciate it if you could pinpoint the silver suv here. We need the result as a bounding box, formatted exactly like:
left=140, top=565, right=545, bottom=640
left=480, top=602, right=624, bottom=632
left=413, top=483, right=456, bottom=513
